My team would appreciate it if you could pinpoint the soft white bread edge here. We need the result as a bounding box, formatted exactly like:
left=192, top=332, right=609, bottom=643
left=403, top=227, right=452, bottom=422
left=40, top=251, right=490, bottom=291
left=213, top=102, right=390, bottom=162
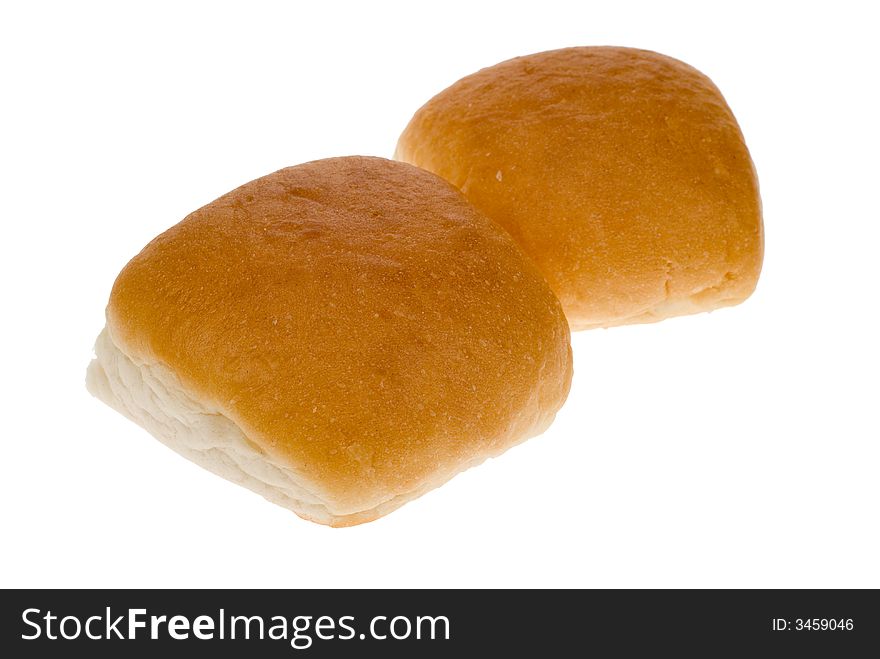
left=85, top=326, right=350, bottom=523
left=86, top=327, right=559, bottom=526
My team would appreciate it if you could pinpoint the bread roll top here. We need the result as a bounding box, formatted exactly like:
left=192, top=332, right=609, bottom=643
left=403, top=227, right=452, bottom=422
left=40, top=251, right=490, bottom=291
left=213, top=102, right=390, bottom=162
left=397, top=47, right=763, bottom=329
left=108, top=156, right=572, bottom=516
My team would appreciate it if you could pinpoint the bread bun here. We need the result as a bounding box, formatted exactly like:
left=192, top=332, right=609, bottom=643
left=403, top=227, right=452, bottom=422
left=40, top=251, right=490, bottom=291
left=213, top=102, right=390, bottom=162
left=87, top=156, right=572, bottom=526
left=396, top=47, right=764, bottom=329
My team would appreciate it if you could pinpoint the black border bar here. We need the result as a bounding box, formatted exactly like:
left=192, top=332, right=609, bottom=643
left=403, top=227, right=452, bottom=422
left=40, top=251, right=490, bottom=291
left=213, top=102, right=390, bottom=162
left=2, top=589, right=877, bottom=656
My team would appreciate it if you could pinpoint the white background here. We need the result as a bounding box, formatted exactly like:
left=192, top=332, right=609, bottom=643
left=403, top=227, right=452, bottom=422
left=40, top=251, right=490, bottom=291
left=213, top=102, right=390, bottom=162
left=2, top=1, right=878, bottom=588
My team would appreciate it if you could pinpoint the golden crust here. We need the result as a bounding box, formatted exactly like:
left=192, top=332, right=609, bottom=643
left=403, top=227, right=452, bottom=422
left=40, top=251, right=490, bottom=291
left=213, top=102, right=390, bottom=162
left=107, top=156, right=572, bottom=519
left=396, top=47, right=764, bottom=329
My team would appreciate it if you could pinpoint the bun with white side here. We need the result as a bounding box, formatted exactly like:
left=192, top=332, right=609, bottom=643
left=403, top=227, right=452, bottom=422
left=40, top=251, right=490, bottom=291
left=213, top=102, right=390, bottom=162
left=87, top=156, right=572, bottom=526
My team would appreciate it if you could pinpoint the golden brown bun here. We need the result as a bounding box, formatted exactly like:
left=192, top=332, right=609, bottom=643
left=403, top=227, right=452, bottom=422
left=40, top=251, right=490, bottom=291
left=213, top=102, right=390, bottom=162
left=90, top=156, right=572, bottom=526
left=396, top=46, right=764, bottom=329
